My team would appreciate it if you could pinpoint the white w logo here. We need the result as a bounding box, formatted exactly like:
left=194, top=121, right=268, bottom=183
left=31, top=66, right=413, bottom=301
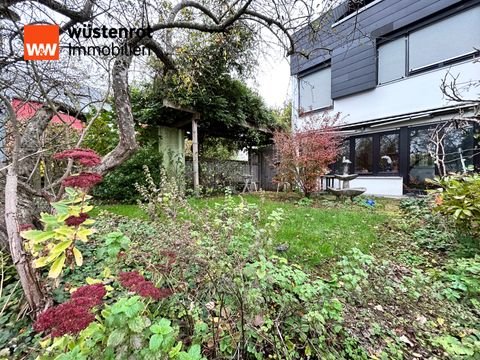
left=25, top=43, right=58, bottom=56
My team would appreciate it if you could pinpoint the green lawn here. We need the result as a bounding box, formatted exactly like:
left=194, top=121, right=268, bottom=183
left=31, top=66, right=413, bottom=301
left=96, top=194, right=395, bottom=267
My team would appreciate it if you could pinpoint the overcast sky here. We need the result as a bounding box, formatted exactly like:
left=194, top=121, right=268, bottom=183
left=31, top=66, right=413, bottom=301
left=247, top=28, right=294, bottom=109
left=250, top=50, right=291, bottom=109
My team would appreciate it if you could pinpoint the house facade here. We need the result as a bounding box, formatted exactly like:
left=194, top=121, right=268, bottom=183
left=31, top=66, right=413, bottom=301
left=290, top=0, right=480, bottom=196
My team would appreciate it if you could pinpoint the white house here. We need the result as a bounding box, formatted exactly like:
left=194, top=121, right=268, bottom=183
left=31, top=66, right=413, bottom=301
left=290, top=0, right=480, bottom=196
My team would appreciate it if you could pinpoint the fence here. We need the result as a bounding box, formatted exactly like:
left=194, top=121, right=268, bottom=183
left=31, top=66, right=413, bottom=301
left=184, top=145, right=277, bottom=192
left=185, top=158, right=258, bottom=191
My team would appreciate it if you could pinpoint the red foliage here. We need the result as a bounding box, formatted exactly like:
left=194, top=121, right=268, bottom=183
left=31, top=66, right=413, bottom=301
left=34, top=284, right=105, bottom=337
left=118, top=271, right=145, bottom=288
left=119, top=271, right=172, bottom=301
left=273, top=114, right=343, bottom=197
left=71, top=284, right=106, bottom=304
left=54, top=148, right=101, bottom=167
left=34, top=303, right=95, bottom=337
left=18, top=223, right=34, bottom=232
left=62, top=172, right=103, bottom=189
left=155, top=250, right=177, bottom=273
left=65, top=213, right=89, bottom=227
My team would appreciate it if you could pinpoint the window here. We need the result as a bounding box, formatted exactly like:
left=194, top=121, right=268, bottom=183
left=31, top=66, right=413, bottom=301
left=355, top=137, right=373, bottom=174
left=409, top=6, right=480, bottom=71
left=443, top=125, right=474, bottom=173
left=334, top=140, right=351, bottom=173
left=409, top=128, right=435, bottom=187
left=379, top=133, right=399, bottom=173
left=378, top=37, right=406, bottom=84
left=377, top=6, right=480, bottom=83
left=334, top=0, right=380, bottom=25
left=298, top=67, right=332, bottom=112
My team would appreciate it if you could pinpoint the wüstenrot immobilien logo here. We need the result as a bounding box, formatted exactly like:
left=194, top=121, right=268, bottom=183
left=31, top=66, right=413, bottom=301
left=24, top=24, right=60, bottom=60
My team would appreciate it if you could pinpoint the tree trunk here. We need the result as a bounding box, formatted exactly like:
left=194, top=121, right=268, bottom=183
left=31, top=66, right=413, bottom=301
left=2, top=100, right=51, bottom=316
left=5, top=169, right=48, bottom=316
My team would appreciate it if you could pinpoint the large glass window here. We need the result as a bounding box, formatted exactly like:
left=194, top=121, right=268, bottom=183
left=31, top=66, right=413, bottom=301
left=408, top=6, right=480, bottom=71
left=378, top=37, right=406, bottom=84
left=298, top=67, right=332, bottom=112
left=443, top=125, right=474, bottom=173
left=409, top=128, right=435, bottom=187
left=379, top=133, right=399, bottom=173
left=334, top=140, right=351, bottom=174
left=355, top=137, right=373, bottom=174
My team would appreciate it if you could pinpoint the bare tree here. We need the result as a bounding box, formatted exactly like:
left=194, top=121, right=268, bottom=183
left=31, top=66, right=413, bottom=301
left=428, top=62, right=480, bottom=177
left=0, top=0, right=345, bottom=316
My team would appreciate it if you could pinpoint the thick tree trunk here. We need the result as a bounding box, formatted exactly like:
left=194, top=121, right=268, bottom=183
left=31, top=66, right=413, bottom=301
left=2, top=102, right=52, bottom=316
left=5, top=168, right=47, bottom=316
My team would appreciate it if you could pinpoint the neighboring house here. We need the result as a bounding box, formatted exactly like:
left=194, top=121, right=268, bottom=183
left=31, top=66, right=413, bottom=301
left=12, top=98, right=84, bottom=131
left=0, top=98, right=85, bottom=165
left=290, top=0, right=480, bottom=196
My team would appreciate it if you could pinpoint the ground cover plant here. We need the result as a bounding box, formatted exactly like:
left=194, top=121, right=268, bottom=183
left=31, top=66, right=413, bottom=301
left=96, top=193, right=389, bottom=267
left=2, top=178, right=479, bottom=359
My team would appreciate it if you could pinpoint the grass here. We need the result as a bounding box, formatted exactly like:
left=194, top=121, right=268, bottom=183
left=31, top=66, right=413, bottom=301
left=96, top=193, right=396, bottom=267
left=92, top=204, right=149, bottom=220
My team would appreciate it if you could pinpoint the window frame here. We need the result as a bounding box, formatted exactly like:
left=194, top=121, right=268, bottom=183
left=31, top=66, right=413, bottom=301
left=297, top=63, right=333, bottom=116
left=377, top=132, right=400, bottom=175
left=376, top=35, right=408, bottom=85
left=376, top=5, right=480, bottom=85
left=347, top=131, right=401, bottom=177
left=331, top=0, right=385, bottom=28
left=353, top=135, right=374, bottom=175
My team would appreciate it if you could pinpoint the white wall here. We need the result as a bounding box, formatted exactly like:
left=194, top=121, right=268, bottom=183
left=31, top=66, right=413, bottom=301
left=292, top=59, right=479, bottom=128
left=326, top=176, right=404, bottom=196
left=350, top=176, right=403, bottom=196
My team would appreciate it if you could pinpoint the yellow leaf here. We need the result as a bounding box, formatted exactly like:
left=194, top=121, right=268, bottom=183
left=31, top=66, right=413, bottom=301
left=77, top=228, right=94, bottom=242
left=102, top=267, right=111, bottom=278
left=33, top=256, right=51, bottom=268
left=437, top=317, right=445, bottom=326
left=86, top=277, right=102, bottom=285
left=50, top=240, right=72, bottom=256
left=54, top=226, right=76, bottom=238
left=21, top=230, right=55, bottom=243
left=72, top=247, right=83, bottom=266
left=39, top=337, right=51, bottom=348
left=48, top=253, right=66, bottom=279
left=82, top=205, right=94, bottom=213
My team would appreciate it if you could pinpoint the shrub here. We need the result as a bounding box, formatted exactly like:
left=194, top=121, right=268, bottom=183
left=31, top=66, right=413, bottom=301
left=93, top=146, right=163, bottom=203
left=399, top=196, right=456, bottom=251
left=273, top=114, right=342, bottom=197
left=21, top=148, right=101, bottom=280
left=428, top=173, right=480, bottom=236
left=135, top=166, right=187, bottom=221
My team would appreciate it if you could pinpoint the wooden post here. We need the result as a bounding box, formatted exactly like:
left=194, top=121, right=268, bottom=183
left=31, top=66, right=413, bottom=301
left=192, top=113, right=200, bottom=194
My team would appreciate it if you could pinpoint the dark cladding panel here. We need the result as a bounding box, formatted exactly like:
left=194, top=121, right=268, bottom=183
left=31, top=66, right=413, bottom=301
left=331, top=37, right=376, bottom=99
left=290, top=0, right=468, bottom=80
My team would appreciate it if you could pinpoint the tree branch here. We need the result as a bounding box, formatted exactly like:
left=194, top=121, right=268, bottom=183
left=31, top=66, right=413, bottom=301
left=94, top=55, right=138, bottom=174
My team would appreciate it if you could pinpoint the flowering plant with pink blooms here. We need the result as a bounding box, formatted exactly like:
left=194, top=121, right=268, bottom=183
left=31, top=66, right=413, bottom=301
left=21, top=148, right=103, bottom=279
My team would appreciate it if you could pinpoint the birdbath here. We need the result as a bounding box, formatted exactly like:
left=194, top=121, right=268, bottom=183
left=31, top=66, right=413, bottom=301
left=327, top=157, right=366, bottom=200
left=335, top=158, right=358, bottom=189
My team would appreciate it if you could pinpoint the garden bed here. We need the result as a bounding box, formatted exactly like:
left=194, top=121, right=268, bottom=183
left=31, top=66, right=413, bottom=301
left=1, top=193, right=479, bottom=359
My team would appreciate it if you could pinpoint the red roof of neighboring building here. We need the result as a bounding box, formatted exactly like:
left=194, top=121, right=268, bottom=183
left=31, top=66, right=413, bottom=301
left=12, top=98, right=84, bottom=131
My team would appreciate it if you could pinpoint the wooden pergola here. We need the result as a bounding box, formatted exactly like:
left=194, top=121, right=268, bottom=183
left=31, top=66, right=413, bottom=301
left=161, top=99, right=274, bottom=193
left=162, top=100, right=201, bottom=191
